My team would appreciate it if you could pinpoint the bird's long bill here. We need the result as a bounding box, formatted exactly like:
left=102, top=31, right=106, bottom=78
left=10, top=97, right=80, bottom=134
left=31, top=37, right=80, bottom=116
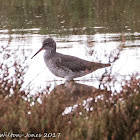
left=31, top=47, right=43, bottom=59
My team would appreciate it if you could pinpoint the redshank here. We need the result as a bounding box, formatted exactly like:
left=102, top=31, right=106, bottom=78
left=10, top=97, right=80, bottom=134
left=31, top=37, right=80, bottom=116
left=31, top=38, right=110, bottom=80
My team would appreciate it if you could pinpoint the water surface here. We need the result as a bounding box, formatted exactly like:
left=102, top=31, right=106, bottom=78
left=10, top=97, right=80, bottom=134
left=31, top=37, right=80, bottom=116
left=0, top=0, right=140, bottom=92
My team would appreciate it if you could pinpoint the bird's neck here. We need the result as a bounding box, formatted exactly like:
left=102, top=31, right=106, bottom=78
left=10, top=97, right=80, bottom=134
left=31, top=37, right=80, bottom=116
left=44, top=49, right=55, bottom=59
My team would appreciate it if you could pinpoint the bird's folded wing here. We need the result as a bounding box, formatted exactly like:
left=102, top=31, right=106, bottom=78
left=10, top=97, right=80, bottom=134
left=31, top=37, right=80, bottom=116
left=55, top=54, right=92, bottom=72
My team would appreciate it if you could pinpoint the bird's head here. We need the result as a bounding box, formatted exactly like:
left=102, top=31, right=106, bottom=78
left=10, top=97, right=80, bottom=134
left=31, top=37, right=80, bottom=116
left=31, top=38, right=56, bottom=59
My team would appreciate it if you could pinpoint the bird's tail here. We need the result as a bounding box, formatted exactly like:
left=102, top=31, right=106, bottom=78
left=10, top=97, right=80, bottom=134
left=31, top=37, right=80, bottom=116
left=91, top=62, right=111, bottom=71
left=102, top=63, right=111, bottom=67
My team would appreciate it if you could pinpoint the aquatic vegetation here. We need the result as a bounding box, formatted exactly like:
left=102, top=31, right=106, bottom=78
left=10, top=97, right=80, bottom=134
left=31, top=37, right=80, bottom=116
left=0, top=47, right=140, bottom=140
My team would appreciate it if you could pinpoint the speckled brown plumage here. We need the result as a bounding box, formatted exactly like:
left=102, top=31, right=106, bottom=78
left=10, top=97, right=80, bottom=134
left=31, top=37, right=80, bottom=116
left=32, top=38, right=111, bottom=80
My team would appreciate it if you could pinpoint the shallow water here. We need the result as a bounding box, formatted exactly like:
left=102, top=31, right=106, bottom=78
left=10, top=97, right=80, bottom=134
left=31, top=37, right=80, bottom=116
left=0, top=0, right=140, bottom=93
left=0, top=31, right=140, bottom=93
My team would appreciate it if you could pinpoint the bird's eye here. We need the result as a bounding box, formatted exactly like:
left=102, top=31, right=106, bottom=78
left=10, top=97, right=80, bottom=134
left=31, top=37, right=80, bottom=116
left=45, top=42, right=48, bottom=45
left=45, top=42, right=50, bottom=46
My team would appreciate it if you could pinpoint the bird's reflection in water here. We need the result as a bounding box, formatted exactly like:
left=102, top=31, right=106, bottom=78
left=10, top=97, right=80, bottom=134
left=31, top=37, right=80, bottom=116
left=47, top=81, right=111, bottom=114
left=51, top=81, right=97, bottom=105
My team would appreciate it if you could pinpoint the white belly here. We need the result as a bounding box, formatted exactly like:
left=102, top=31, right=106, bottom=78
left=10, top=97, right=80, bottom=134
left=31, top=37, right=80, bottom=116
left=44, top=59, right=87, bottom=80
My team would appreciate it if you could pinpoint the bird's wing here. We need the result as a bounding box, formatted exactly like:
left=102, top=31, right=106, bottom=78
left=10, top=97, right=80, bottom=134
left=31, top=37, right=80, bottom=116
left=55, top=53, right=92, bottom=72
